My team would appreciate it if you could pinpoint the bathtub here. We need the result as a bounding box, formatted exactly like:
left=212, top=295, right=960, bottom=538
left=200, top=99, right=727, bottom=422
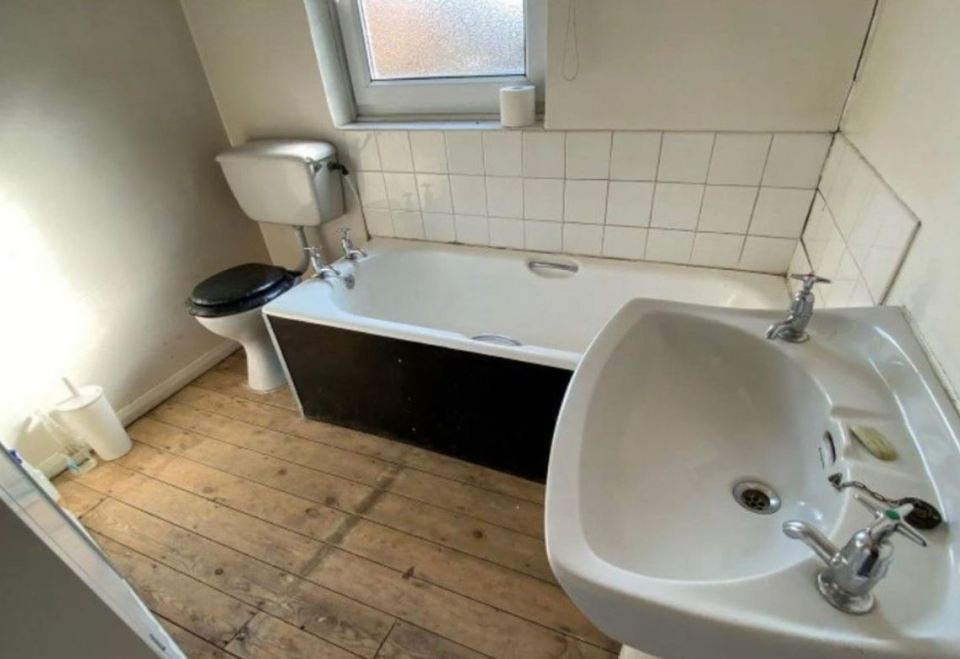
left=264, top=239, right=788, bottom=480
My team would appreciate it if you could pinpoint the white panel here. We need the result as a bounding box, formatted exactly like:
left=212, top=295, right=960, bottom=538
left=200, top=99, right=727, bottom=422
left=545, top=0, right=875, bottom=131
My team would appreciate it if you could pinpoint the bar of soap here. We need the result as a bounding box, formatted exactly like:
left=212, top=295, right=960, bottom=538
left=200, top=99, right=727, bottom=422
left=850, top=425, right=898, bottom=461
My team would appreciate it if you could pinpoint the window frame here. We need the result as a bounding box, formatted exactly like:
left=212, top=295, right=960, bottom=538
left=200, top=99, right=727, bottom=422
left=328, top=0, right=544, bottom=121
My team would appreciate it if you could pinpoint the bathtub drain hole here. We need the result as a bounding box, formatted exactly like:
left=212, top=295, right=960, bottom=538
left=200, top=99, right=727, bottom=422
left=732, top=480, right=781, bottom=515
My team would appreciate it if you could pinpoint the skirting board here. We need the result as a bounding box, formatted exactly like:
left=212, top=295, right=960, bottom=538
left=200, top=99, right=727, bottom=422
left=116, top=340, right=238, bottom=426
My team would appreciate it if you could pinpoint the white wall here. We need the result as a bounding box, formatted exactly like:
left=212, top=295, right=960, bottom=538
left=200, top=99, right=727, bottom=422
left=545, top=0, right=875, bottom=131
left=0, top=0, right=269, bottom=448
left=180, top=0, right=368, bottom=267
left=840, top=0, right=960, bottom=399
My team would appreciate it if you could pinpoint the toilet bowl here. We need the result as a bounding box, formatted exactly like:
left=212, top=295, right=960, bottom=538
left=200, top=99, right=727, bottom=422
left=188, top=263, right=296, bottom=392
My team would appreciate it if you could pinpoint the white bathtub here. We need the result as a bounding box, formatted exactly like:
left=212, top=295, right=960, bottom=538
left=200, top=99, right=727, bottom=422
left=264, top=238, right=788, bottom=370
left=264, top=238, right=790, bottom=479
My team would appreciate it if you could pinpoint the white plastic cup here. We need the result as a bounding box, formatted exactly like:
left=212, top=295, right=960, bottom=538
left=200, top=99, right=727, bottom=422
left=52, top=385, right=132, bottom=461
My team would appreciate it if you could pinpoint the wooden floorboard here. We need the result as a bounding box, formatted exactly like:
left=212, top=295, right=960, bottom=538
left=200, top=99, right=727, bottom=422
left=56, top=353, right=617, bottom=658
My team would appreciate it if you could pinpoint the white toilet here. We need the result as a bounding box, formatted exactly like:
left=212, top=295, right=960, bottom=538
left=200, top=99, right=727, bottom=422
left=188, top=140, right=344, bottom=391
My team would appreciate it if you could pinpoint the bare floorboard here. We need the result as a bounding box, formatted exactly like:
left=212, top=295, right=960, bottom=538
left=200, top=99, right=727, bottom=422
left=56, top=352, right=617, bottom=658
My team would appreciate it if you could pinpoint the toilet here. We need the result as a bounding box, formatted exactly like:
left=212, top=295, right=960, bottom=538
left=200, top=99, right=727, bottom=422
left=188, top=140, right=344, bottom=391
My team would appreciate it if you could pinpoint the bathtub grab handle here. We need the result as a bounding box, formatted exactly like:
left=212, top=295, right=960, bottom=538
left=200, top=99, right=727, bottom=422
left=527, top=260, right=579, bottom=274
left=472, top=333, right=523, bottom=347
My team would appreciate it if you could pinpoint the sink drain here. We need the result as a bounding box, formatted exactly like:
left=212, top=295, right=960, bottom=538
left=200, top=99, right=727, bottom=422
left=732, top=480, right=781, bottom=515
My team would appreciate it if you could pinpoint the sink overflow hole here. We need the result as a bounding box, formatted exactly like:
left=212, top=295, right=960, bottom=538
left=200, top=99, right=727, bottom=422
left=732, top=480, right=781, bottom=515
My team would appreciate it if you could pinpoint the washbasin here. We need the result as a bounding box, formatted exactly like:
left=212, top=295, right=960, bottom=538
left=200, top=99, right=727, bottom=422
left=546, top=299, right=960, bottom=659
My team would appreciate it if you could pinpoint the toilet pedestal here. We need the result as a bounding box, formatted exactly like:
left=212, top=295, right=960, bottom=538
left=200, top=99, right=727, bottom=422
left=197, top=308, right=286, bottom=392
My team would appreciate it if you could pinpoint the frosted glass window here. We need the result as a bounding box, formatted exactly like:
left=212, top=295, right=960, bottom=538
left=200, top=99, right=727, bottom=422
left=358, top=0, right=525, bottom=80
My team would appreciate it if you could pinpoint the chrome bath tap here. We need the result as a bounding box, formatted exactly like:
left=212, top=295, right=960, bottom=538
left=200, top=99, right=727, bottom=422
left=340, top=227, right=367, bottom=260
left=766, top=273, right=831, bottom=343
left=783, top=495, right=927, bottom=614
left=304, top=246, right=355, bottom=289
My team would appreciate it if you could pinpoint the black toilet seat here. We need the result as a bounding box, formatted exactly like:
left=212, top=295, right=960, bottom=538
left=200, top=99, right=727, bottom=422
left=188, top=263, right=296, bottom=318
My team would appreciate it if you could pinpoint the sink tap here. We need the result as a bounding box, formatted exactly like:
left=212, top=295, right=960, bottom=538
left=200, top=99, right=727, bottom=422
left=783, top=495, right=927, bottom=614
left=765, top=273, right=831, bottom=343
left=304, top=246, right=355, bottom=289
left=339, top=227, right=367, bottom=260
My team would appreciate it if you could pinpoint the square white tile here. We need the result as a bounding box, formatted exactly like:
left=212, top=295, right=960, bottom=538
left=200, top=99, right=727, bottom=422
left=523, top=178, right=564, bottom=221
left=383, top=172, right=420, bottom=210
left=449, top=175, right=487, bottom=215
left=455, top=214, right=490, bottom=245
left=564, top=180, right=608, bottom=224
left=444, top=131, right=484, bottom=175
left=488, top=217, right=524, bottom=249
left=410, top=131, right=448, bottom=173
left=645, top=229, right=694, bottom=264
left=522, top=132, right=565, bottom=178
left=602, top=226, right=647, bottom=260
left=762, top=133, right=832, bottom=188
left=357, top=171, right=388, bottom=209
left=609, top=132, right=661, bottom=181
left=376, top=131, right=414, bottom=171
left=605, top=181, right=654, bottom=227
left=485, top=177, right=523, bottom=219
left=391, top=211, right=424, bottom=239
left=565, top=131, right=612, bottom=179
left=739, top=236, right=797, bottom=273
left=482, top=131, right=522, bottom=177
left=415, top=174, right=452, bottom=213
left=707, top=133, right=771, bottom=185
left=690, top=232, right=745, bottom=268
left=364, top=208, right=394, bottom=237
left=524, top=220, right=562, bottom=252
left=562, top=223, right=603, bottom=256
left=341, top=131, right=381, bottom=171
left=749, top=188, right=814, bottom=238
left=658, top=132, right=714, bottom=183
left=422, top=212, right=456, bottom=242
left=651, top=183, right=704, bottom=230
left=697, top=185, right=757, bottom=233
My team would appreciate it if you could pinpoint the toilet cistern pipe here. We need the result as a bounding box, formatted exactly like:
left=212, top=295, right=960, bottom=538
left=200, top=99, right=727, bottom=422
left=291, top=225, right=310, bottom=275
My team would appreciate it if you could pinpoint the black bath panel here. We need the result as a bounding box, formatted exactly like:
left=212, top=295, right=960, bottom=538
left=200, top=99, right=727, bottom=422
left=267, top=316, right=573, bottom=482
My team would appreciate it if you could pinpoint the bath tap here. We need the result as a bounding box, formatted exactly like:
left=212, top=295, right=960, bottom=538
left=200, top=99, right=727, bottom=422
left=783, top=495, right=927, bottom=614
left=766, top=273, right=831, bottom=343
left=339, top=227, right=367, bottom=260
left=304, top=246, right=355, bottom=289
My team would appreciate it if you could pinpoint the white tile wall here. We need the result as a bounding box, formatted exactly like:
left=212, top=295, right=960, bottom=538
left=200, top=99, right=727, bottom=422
left=790, top=135, right=919, bottom=306
left=658, top=133, right=714, bottom=183
left=358, top=128, right=833, bottom=273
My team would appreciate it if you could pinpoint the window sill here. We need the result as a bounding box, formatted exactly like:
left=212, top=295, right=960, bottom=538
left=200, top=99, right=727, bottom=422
left=338, top=118, right=544, bottom=132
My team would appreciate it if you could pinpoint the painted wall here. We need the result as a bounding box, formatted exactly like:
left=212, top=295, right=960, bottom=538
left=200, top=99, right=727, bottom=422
left=545, top=0, right=875, bottom=131
left=839, top=0, right=960, bottom=399
left=0, top=0, right=269, bottom=452
left=180, top=0, right=367, bottom=267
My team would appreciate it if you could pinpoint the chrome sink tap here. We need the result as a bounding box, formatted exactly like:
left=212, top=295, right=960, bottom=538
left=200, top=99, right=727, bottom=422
left=783, top=495, right=927, bottom=614
left=339, top=227, right=367, bottom=260
left=304, top=246, right=355, bottom=289
left=766, top=273, right=831, bottom=343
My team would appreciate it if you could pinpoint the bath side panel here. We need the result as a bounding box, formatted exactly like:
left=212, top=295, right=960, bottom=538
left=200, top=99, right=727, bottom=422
left=266, top=316, right=572, bottom=482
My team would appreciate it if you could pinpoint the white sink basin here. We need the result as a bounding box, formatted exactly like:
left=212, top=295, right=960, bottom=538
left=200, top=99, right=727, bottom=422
left=546, top=300, right=960, bottom=659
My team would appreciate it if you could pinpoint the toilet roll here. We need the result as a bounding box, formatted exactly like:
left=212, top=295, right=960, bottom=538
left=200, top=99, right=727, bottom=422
left=53, top=385, right=132, bottom=461
left=499, top=85, right=535, bottom=128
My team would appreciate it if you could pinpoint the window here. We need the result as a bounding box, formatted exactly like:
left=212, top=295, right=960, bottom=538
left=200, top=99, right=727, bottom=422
left=329, top=0, right=544, bottom=120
